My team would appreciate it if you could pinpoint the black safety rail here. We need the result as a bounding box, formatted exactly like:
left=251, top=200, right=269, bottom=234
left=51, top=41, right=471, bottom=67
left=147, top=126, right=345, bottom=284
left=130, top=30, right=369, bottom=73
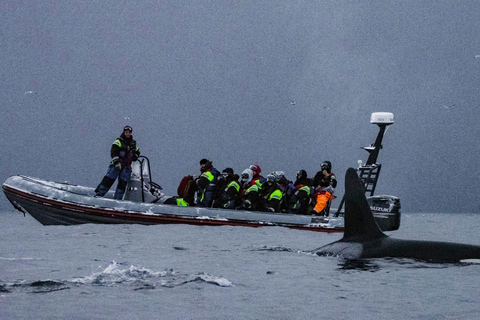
left=137, top=156, right=162, bottom=202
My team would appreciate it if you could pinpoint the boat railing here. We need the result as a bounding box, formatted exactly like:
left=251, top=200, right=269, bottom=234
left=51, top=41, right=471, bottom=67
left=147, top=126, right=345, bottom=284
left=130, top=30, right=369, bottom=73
left=131, top=156, right=163, bottom=202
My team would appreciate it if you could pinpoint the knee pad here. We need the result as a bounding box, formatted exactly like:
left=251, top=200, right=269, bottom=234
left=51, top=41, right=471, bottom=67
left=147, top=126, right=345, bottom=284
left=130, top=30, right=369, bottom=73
left=100, top=176, right=116, bottom=188
left=117, top=179, right=128, bottom=191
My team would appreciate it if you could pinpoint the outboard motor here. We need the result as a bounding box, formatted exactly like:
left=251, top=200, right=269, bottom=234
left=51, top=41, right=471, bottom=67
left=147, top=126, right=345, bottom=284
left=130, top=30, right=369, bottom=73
left=367, top=195, right=401, bottom=231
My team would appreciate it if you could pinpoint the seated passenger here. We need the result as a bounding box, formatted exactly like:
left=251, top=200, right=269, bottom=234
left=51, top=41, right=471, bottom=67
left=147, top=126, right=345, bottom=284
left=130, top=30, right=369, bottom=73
left=312, top=161, right=337, bottom=189
left=311, top=178, right=336, bottom=216
left=196, top=159, right=220, bottom=207
left=260, top=171, right=288, bottom=213
left=287, top=170, right=312, bottom=214
left=249, top=164, right=266, bottom=186
left=164, top=175, right=196, bottom=206
left=213, top=168, right=241, bottom=209
left=163, top=196, right=189, bottom=206
left=240, top=168, right=261, bottom=211
left=312, top=161, right=337, bottom=216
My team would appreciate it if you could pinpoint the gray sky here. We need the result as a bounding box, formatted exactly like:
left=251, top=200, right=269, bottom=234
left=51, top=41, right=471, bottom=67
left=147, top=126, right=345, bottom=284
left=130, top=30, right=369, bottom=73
left=1, top=0, right=480, bottom=213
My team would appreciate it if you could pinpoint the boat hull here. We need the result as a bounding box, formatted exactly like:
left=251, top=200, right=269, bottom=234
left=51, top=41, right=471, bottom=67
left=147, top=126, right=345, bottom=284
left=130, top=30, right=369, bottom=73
left=3, top=175, right=343, bottom=233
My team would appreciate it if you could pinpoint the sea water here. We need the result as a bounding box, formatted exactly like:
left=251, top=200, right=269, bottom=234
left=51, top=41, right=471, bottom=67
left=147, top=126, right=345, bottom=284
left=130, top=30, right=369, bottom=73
left=1, top=210, right=479, bottom=320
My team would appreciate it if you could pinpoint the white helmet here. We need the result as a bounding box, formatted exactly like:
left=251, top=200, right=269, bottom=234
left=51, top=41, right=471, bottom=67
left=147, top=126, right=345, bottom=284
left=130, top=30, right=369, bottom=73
left=240, top=169, right=253, bottom=185
left=266, top=173, right=276, bottom=183
left=272, top=171, right=286, bottom=182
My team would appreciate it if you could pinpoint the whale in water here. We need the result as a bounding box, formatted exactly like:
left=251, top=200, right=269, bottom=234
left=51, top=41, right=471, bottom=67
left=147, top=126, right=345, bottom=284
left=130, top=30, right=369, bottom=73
left=313, top=168, right=480, bottom=263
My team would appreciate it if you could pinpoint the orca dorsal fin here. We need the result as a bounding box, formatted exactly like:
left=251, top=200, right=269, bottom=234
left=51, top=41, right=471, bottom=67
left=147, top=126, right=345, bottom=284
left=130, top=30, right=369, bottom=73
left=342, top=168, right=385, bottom=241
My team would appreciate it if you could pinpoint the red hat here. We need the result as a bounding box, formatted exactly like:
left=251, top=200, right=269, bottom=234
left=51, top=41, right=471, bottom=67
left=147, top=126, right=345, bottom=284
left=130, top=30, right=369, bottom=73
left=249, top=164, right=261, bottom=174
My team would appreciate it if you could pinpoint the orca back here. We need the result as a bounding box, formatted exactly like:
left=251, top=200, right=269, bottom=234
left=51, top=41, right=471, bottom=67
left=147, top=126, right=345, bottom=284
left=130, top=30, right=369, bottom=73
left=319, top=168, right=480, bottom=262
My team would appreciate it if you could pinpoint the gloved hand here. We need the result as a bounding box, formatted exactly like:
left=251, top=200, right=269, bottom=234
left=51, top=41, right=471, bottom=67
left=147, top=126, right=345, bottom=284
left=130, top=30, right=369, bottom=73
left=114, top=160, right=122, bottom=170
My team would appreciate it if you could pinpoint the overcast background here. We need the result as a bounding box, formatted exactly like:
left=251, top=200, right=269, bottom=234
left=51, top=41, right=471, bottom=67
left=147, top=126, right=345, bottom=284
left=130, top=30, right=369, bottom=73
left=1, top=0, right=479, bottom=213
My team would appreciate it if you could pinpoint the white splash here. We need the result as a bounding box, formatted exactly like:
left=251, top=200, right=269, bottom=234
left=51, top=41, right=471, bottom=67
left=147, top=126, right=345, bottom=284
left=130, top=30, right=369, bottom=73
left=69, top=261, right=233, bottom=288
left=460, top=259, right=480, bottom=264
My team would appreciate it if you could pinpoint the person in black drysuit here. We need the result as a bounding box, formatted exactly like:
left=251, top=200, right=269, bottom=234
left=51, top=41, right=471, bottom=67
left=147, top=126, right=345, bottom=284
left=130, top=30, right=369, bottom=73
left=287, top=170, right=312, bottom=214
left=213, top=168, right=241, bottom=209
left=95, top=126, right=140, bottom=200
left=312, top=161, right=337, bottom=216
left=196, top=159, right=220, bottom=207
left=312, top=161, right=337, bottom=189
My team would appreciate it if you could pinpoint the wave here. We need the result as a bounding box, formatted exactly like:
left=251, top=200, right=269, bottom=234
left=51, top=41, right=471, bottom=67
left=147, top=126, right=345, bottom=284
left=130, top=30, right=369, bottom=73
left=250, top=245, right=297, bottom=253
left=72, top=261, right=233, bottom=288
left=0, top=257, right=41, bottom=261
left=0, top=261, right=233, bottom=295
left=1, top=280, right=70, bottom=294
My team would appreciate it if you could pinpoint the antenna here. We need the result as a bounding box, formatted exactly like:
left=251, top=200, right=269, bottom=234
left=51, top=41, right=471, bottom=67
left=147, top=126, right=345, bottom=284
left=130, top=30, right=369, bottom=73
left=364, top=112, right=394, bottom=165
left=333, top=112, right=394, bottom=217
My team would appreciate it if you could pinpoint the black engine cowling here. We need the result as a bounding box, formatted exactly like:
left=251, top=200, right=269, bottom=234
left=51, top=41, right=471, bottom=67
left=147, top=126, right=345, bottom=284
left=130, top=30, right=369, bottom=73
left=367, top=195, right=401, bottom=231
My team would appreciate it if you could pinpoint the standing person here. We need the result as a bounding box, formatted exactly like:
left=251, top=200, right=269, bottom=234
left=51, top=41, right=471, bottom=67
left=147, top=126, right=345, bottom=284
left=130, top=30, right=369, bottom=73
left=95, top=126, right=140, bottom=200
left=196, top=158, right=220, bottom=207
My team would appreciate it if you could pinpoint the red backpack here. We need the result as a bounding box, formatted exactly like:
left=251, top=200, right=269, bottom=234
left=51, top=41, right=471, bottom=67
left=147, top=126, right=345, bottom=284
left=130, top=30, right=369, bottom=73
left=177, top=175, right=197, bottom=205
